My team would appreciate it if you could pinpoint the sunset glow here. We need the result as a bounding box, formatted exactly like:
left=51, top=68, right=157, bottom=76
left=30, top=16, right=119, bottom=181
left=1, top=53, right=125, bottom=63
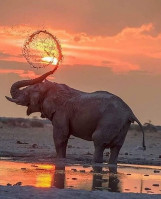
left=42, top=57, right=58, bottom=65
left=1, top=23, right=161, bottom=74
left=0, top=161, right=55, bottom=188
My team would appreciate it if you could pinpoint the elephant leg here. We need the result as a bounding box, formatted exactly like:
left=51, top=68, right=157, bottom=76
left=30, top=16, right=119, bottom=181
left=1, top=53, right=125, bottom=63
left=93, top=144, right=105, bottom=163
left=53, top=126, right=69, bottom=158
left=54, top=139, right=68, bottom=158
left=108, top=121, right=131, bottom=165
left=52, top=113, right=69, bottom=159
left=109, top=146, right=121, bottom=165
left=92, top=130, right=106, bottom=163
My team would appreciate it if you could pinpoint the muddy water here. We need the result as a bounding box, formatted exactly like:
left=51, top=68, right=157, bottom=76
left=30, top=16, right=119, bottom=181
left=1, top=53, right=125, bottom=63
left=0, top=160, right=161, bottom=194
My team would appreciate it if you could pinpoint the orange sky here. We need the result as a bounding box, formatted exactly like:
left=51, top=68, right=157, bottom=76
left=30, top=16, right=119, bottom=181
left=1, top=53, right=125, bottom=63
left=1, top=0, right=161, bottom=124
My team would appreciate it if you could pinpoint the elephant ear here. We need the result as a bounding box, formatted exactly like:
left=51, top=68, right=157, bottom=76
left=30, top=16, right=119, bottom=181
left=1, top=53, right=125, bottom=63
left=26, top=91, right=41, bottom=116
left=30, top=92, right=40, bottom=106
left=41, top=97, right=56, bottom=120
left=29, top=81, right=50, bottom=105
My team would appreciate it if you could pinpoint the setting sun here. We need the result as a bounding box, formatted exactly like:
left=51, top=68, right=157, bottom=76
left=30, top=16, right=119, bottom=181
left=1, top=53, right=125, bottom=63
left=42, top=57, right=58, bottom=65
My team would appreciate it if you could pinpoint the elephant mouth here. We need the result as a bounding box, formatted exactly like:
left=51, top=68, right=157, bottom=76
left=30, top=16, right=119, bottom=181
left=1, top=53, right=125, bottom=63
left=40, top=111, right=56, bottom=120
left=50, top=111, right=56, bottom=121
left=26, top=106, right=32, bottom=116
left=26, top=104, right=42, bottom=116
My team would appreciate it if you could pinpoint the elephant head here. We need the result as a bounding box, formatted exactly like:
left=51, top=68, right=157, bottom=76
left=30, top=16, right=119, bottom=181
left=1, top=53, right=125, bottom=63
left=6, top=69, right=56, bottom=116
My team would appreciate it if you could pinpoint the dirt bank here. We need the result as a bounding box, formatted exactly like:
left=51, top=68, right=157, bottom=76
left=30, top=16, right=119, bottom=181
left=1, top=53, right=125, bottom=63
left=0, top=186, right=160, bottom=199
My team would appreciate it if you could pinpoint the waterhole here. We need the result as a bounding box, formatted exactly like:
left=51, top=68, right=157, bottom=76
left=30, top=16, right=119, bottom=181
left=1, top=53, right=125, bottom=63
left=0, top=160, right=161, bottom=194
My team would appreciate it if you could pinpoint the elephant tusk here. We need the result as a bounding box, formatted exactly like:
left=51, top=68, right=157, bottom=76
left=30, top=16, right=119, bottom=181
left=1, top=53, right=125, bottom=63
left=5, top=96, right=19, bottom=103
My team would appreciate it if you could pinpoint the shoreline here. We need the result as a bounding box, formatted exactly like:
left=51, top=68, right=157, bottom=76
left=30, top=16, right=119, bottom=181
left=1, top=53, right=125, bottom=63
left=0, top=186, right=160, bottom=199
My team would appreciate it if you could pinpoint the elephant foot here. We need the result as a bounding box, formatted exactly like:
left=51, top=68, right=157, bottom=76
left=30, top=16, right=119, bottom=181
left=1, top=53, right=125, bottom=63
left=93, top=154, right=103, bottom=163
left=108, top=164, right=118, bottom=173
left=56, top=154, right=66, bottom=159
left=55, top=156, right=66, bottom=163
left=93, top=158, right=103, bottom=163
left=93, top=145, right=105, bottom=163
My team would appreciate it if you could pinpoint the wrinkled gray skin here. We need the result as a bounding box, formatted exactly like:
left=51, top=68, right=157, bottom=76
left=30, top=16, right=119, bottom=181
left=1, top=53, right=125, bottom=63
left=6, top=70, right=146, bottom=165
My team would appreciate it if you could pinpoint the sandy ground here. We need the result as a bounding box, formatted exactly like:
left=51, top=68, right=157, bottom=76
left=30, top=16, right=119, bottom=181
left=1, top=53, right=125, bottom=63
left=0, top=186, right=160, bottom=199
left=0, top=123, right=161, bottom=198
left=0, top=124, right=161, bottom=165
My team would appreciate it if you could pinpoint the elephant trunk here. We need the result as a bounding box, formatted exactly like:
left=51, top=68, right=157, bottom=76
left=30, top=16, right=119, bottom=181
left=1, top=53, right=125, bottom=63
left=7, top=67, right=58, bottom=102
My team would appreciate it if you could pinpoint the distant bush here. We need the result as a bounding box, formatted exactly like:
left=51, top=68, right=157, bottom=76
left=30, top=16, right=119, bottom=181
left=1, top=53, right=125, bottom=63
left=143, top=122, right=157, bottom=132
left=1, top=118, right=29, bottom=128
left=30, top=120, right=44, bottom=128
left=0, top=117, right=44, bottom=128
left=130, top=121, right=158, bottom=132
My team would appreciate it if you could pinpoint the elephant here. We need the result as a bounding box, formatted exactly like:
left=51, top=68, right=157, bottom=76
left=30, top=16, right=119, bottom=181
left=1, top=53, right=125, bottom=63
left=6, top=69, right=146, bottom=165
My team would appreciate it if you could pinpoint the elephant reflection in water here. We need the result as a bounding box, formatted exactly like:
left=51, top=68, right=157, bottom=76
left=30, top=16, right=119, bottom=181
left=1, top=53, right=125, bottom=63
left=52, top=164, right=121, bottom=192
left=92, top=166, right=121, bottom=192
left=53, top=164, right=65, bottom=189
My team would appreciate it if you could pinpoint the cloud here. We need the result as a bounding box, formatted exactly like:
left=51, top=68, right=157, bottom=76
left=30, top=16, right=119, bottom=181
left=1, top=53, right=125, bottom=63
left=0, top=68, right=36, bottom=78
left=1, top=0, right=161, bottom=36
left=0, top=52, right=11, bottom=58
left=1, top=23, right=161, bottom=73
left=0, top=51, right=22, bottom=60
left=0, top=69, right=24, bottom=75
left=0, top=68, right=55, bottom=81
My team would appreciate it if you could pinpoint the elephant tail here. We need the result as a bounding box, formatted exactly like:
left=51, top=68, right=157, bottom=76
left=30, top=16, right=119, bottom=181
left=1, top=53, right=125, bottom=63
left=130, top=115, right=146, bottom=150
